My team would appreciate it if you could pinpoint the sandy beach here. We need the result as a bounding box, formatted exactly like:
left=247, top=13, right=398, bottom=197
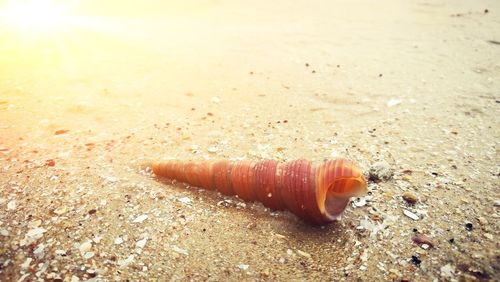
left=1, top=0, right=499, bottom=281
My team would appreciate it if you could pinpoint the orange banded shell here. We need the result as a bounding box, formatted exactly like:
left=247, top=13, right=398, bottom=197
left=151, top=159, right=368, bottom=224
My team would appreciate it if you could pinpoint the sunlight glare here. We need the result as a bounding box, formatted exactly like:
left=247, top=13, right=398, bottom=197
left=0, top=0, right=75, bottom=34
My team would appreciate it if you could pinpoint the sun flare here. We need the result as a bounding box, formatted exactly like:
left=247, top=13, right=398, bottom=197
left=0, top=0, right=126, bottom=67
left=0, top=0, right=77, bottom=35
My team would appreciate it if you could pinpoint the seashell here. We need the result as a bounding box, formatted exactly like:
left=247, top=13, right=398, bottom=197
left=151, top=159, right=368, bottom=224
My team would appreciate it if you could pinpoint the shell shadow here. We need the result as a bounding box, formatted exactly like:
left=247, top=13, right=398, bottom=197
left=153, top=175, right=346, bottom=235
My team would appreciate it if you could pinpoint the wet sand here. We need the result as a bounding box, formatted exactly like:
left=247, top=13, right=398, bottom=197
left=1, top=0, right=499, bottom=281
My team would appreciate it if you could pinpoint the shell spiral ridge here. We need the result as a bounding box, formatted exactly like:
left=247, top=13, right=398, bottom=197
left=151, top=159, right=367, bottom=224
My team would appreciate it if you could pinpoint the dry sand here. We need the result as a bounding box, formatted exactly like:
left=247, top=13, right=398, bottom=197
left=1, top=0, right=499, bottom=281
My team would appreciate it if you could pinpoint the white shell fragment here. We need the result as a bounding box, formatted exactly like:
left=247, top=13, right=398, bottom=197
left=132, top=214, right=148, bottom=223
left=210, top=96, right=221, bottom=104
left=403, top=209, right=420, bottom=220
left=386, top=98, right=402, bottom=107
left=117, top=255, right=135, bottom=267
left=238, top=264, right=249, bottom=270
left=296, top=250, right=311, bottom=258
left=79, top=241, right=92, bottom=254
left=136, top=238, right=148, bottom=248
left=172, top=245, right=188, bottom=255
left=178, top=197, right=192, bottom=205
left=26, top=228, right=47, bottom=241
left=7, top=200, right=16, bottom=211
left=207, top=147, right=219, bottom=153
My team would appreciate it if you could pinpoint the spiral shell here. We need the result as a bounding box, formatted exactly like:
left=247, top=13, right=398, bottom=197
left=151, top=159, right=367, bottom=224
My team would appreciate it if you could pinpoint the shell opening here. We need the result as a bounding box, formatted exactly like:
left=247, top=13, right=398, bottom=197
left=324, top=194, right=350, bottom=220
left=323, top=178, right=367, bottom=220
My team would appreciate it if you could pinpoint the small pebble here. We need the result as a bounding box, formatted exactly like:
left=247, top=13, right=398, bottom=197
left=411, top=255, right=422, bottom=266
left=368, top=161, right=393, bottom=182
left=402, top=192, right=418, bottom=204
left=54, top=129, right=69, bottom=135
left=477, top=217, right=488, bottom=225
left=465, top=222, right=473, bottom=231
left=260, top=269, right=270, bottom=277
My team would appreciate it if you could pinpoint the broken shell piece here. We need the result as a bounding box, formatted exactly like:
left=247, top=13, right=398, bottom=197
left=79, top=241, right=92, bottom=254
left=296, top=250, right=311, bottom=258
left=172, top=245, right=188, bottom=255
left=117, top=255, right=135, bottom=267
left=411, top=234, right=434, bottom=248
left=353, top=197, right=367, bottom=207
left=178, top=197, right=192, bottom=205
left=136, top=238, right=147, bottom=249
left=386, top=98, right=402, bottom=107
left=54, top=206, right=67, bottom=215
left=207, top=147, right=219, bottom=153
left=7, top=200, right=16, bottom=211
left=133, top=214, right=148, bottom=223
left=403, top=209, right=420, bottom=220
